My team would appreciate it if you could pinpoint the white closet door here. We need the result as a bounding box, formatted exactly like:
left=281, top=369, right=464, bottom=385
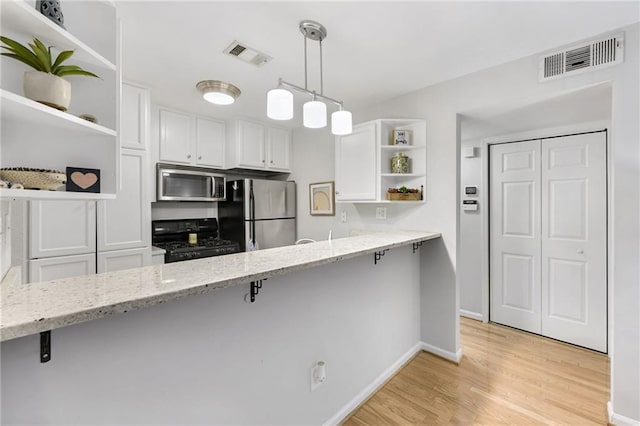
left=490, top=140, right=542, bottom=334
left=541, top=133, right=607, bottom=351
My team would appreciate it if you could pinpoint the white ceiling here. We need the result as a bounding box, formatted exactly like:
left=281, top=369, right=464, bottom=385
left=118, top=1, right=639, bottom=127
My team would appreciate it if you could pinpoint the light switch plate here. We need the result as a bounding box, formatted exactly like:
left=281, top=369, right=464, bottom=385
left=375, top=207, right=387, bottom=220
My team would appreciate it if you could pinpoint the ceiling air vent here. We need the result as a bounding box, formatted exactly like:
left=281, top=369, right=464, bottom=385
left=539, top=33, right=624, bottom=81
left=224, top=40, right=272, bottom=67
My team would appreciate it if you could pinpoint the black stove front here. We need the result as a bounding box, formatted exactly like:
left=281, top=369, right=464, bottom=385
left=152, top=218, right=240, bottom=263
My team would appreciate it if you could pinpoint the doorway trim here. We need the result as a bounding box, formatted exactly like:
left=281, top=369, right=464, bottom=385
left=479, top=120, right=612, bottom=343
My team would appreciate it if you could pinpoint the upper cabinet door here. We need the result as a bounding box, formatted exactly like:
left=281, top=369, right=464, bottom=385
left=30, top=200, right=97, bottom=258
left=266, top=127, right=291, bottom=171
left=335, top=122, right=377, bottom=201
left=196, top=118, right=225, bottom=168
left=159, top=110, right=193, bottom=164
left=97, top=149, right=150, bottom=252
left=237, top=120, right=266, bottom=168
left=121, top=83, right=150, bottom=150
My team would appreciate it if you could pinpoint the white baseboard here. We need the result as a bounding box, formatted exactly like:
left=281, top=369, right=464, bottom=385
left=609, top=401, right=640, bottom=426
left=420, top=341, right=463, bottom=364
left=460, top=309, right=483, bottom=321
left=323, top=342, right=423, bottom=426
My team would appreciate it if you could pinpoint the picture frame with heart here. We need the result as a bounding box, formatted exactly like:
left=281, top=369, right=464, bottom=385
left=66, top=167, right=100, bottom=193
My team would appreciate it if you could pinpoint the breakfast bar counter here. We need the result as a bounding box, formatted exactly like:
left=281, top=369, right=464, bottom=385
left=1, top=230, right=440, bottom=342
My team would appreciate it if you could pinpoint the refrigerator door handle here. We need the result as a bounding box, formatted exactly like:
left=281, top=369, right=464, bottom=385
left=249, top=181, right=256, bottom=244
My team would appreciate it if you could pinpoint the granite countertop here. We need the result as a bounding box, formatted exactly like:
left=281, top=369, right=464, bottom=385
left=1, top=230, right=440, bottom=342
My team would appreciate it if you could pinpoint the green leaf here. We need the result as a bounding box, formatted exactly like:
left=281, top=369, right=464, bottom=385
left=29, top=42, right=51, bottom=72
left=32, top=38, right=52, bottom=67
left=0, top=36, right=44, bottom=71
left=0, top=52, right=45, bottom=71
left=51, top=50, right=74, bottom=72
left=56, top=67, right=100, bottom=78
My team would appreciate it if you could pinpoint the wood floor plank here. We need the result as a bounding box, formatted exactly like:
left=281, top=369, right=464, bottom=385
left=342, top=318, right=609, bottom=425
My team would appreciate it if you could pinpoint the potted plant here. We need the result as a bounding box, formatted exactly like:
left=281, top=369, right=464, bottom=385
left=0, top=36, right=99, bottom=111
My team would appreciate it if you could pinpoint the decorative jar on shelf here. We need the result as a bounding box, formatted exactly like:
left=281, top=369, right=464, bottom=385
left=391, top=152, right=410, bottom=174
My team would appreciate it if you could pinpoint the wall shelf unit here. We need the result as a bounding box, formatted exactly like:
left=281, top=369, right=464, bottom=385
left=0, top=0, right=119, bottom=201
left=335, top=118, right=426, bottom=203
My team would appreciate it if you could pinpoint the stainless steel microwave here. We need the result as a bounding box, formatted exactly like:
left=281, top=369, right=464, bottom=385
left=157, top=164, right=226, bottom=202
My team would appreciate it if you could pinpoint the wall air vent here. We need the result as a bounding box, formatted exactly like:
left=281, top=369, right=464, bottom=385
left=223, top=40, right=272, bottom=67
left=539, top=33, right=624, bottom=82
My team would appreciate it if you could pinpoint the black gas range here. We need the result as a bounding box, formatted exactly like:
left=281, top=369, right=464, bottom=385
left=152, top=218, right=240, bottom=263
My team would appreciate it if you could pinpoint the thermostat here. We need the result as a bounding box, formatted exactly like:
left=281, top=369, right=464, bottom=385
left=464, top=186, right=478, bottom=196
left=463, top=200, right=478, bottom=211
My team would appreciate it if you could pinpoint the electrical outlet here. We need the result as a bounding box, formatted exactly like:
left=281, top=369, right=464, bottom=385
left=340, top=211, right=347, bottom=223
left=375, top=207, right=387, bottom=220
left=310, top=361, right=326, bottom=391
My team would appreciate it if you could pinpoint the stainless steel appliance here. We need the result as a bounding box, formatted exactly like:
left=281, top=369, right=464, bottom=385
left=218, top=179, right=296, bottom=251
left=156, top=164, right=226, bottom=202
left=152, top=218, right=240, bottom=263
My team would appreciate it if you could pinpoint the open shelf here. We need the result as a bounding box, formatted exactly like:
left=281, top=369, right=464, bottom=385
left=1, top=89, right=116, bottom=137
left=380, top=173, right=426, bottom=178
left=380, top=145, right=426, bottom=151
left=0, top=188, right=115, bottom=200
left=1, top=0, right=116, bottom=71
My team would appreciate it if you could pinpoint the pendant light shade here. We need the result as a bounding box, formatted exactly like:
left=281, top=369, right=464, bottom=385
left=331, top=110, right=352, bottom=135
left=196, top=80, right=241, bottom=105
left=303, top=100, right=327, bottom=128
left=267, top=88, right=294, bottom=120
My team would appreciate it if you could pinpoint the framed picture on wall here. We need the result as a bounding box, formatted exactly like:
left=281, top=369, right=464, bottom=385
left=309, top=181, right=335, bottom=216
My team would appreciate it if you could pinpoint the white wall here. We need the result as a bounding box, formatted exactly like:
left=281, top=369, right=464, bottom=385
left=1, top=245, right=422, bottom=425
left=458, top=140, right=482, bottom=316
left=291, top=23, right=640, bottom=421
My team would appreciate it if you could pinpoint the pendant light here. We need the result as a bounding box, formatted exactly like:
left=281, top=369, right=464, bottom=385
left=266, top=20, right=352, bottom=135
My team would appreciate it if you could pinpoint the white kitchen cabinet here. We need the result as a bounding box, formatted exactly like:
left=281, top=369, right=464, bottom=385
left=29, top=200, right=96, bottom=258
left=121, top=83, right=150, bottom=150
left=97, top=149, right=150, bottom=251
left=159, top=109, right=193, bottom=165
left=266, top=127, right=291, bottom=171
left=97, top=247, right=151, bottom=273
left=227, top=119, right=291, bottom=172
left=0, top=1, right=119, bottom=200
left=335, top=119, right=426, bottom=203
left=159, top=108, right=226, bottom=168
left=196, top=118, right=225, bottom=168
left=335, top=122, right=378, bottom=201
left=29, top=253, right=96, bottom=283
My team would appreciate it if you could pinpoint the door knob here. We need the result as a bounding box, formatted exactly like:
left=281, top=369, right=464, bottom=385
left=577, top=249, right=584, bottom=254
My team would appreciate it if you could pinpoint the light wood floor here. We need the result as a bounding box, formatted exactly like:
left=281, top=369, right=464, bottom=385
left=343, top=318, right=610, bottom=425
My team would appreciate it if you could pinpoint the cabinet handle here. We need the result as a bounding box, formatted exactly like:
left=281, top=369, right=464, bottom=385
left=198, top=156, right=202, bottom=160
left=336, top=191, right=340, bottom=195
left=187, top=154, right=192, bottom=159
left=262, top=159, right=266, bottom=163
left=270, top=160, right=274, bottom=164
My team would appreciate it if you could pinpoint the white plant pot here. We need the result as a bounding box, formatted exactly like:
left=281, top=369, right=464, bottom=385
left=23, top=71, right=71, bottom=111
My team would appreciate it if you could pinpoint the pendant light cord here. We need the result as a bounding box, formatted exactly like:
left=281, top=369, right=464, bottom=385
left=319, top=39, right=324, bottom=95
left=304, top=34, right=308, bottom=90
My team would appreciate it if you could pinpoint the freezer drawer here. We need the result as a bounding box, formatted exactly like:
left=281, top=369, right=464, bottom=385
left=245, top=219, right=296, bottom=250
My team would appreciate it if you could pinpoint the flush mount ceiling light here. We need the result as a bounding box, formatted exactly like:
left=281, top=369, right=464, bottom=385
left=196, top=80, right=241, bottom=105
left=266, top=20, right=352, bottom=136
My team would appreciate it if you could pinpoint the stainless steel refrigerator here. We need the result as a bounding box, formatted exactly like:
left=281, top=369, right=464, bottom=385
left=218, top=179, right=296, bottom=251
